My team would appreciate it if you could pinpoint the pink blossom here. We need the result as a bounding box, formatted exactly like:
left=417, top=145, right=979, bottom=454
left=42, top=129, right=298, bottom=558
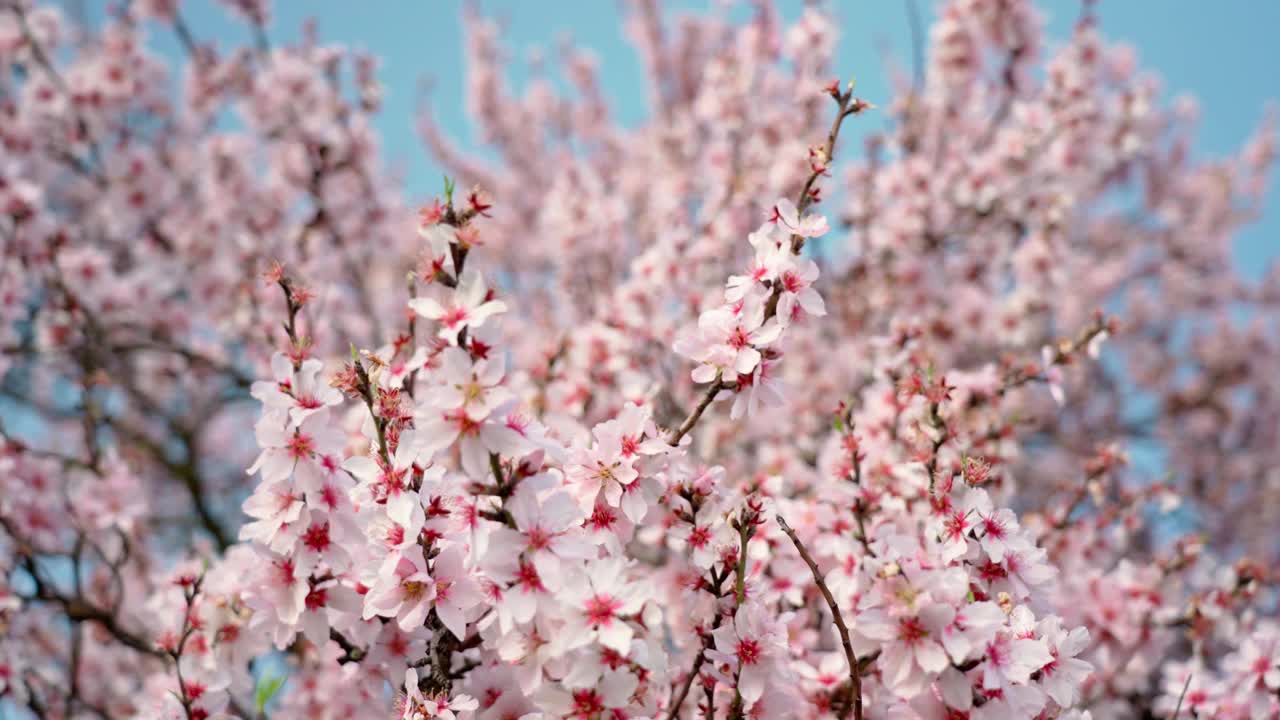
left=674, top=293, right=782, bottom=383
left=560, top=557, right=645, bottom=653
left=408, top=268, right=507, bottom=345
left=401, top=668, right=479, bottom=719
left=251, top=354, right=342, bottom=427
left=365, top=551, right=437, bottom=631
left=770, top=197, right=829, bottom=238
left=430, top=546, right=484, bottom=640
left=708, top=602, right=792, bottom=706
left=565, top=422, right=640, bottom=511
left=4, top=2, right=1271, bottom=717
left=487, top=486, right=594, bottom=589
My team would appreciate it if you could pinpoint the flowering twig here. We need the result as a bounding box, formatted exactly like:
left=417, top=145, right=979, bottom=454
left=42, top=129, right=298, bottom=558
left=168, top=571, right=206, bottom=720
left=668, top=81, right=868, bottom=446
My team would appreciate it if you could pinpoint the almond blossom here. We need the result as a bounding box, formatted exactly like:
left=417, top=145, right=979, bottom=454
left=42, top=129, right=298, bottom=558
left=251, top=353, right=344, bottom=428
left=408, top=268, right=507, bottom=345
left=707, top=601, right=794, bottom=706
left=771, top=197, right=830, bottom=238
left=365, top=551, right=438, bottom=631
left=675, top=292, right=782, bottom=383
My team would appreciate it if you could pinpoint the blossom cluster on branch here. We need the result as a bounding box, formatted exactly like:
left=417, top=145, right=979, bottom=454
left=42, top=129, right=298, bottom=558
left=2, top=1, right=1279, bottom=719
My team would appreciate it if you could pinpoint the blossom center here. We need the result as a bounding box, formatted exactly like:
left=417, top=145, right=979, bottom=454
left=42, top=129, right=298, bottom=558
left=302, top=522, right=331, bottom=552
left=296, top=394, right=322, bottom=409
left=898, top=617, right=929, bottom=644
left=526, top=526, right=553, bottom=551
left=735, top=638, right=762, bottom=665
left=440, top=305, right=469, bottom=329
left=286, top=432, right=314, bottom=459
left=584, top=593, right=623, bottom=626
left=402, top=580, right=428, bottom=600
left=781, top=271, right=802, bottom=293
left=515, top=560, right=545, bottom=592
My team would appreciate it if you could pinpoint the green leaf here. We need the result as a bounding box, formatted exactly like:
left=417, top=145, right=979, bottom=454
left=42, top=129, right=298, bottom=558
left=255, top=674, right=286, bottom=715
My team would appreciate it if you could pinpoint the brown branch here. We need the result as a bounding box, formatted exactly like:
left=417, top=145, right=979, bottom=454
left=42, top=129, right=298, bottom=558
left=110, top=339, right=254, bottom=389
left=330, top=628, right=367, bottom=664
left=776, top=514, right=864, bottom=720
left=665, top=646, right=710, bottom=720
left=666, top=375, right=725, bottom=445
left=16, top=553, right=163, bottom=660
left=664, top=565, right=729, bottom=720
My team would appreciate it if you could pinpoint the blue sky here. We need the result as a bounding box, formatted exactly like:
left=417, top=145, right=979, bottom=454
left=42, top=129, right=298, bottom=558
left=147, top=0, right=1278, bottom=273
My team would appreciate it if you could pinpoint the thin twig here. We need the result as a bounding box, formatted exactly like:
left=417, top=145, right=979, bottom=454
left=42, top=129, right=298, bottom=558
left=1171, top=672, right=1192, bottom=719
left=776, top=514, right=864, bottom=720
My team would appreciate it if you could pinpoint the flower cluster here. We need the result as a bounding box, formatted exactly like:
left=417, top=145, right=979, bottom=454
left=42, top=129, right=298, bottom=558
left=674, top=196, right=830, bottom=421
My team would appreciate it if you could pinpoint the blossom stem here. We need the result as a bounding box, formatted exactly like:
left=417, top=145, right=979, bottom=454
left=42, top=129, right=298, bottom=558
left=790, top=89, right=858, bottom=252
left=275, top=277, right=304, bottom=368
left=925, top=401, right=948, bottom=493
left=1171, top=672, right=1193, bottom=719
left=669, top=86, right=865, bottom=445
left=351, top=358, right=392, bottom=465
left=844, top=427, right=874, bottom=556
left=664, top=636, right=712, bottom=720
left=734, top=512, right=753, bottom=605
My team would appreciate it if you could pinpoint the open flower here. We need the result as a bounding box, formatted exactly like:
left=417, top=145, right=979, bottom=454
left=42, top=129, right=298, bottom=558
left=770, top=197, right=829, bottom=238
left=559, top=557, right=645, bottom=653
left=674, top=293, right=781, bottom=384
left=433, top=345, right=508, bottom=421
left=430, top=546, right=484, bottom=640
left=365, top=551, right=437, bottom=631
left=855, top=603, right=954, bottom=698
left=771, top=254, right=826, bottom=323
left=408, top=268, right=507, bottom=344
left=401, top=668, right=479, bottom=720
left=1036, top=616, right=1092, bottom=708
left=707, top=601, right=791, bottom=706
left=566, top=422, right=640, bottom=510
left=250, top=353, right=342, bottom=428
left=487, top=486, right=594, bottom=590
left=247, top=411, right=345, bottom=488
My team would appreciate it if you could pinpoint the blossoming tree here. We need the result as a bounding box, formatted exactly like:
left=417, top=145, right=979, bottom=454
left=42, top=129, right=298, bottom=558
left=2, top=0, right=1278, bottom=719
